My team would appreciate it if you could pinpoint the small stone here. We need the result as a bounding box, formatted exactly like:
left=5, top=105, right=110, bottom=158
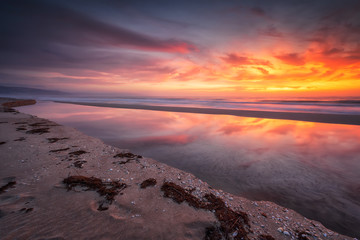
left=232, top=231, right=238, bottom=237
left=277, top=227, right=283, bottom=233
left=283, top=231, right=290, bottom=236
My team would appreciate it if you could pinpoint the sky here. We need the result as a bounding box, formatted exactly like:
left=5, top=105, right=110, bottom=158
left=1, top=0, right=360, bottom=99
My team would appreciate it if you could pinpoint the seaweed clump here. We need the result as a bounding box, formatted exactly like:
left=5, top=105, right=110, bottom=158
left=20, top=208, right=34, bottom=213
left=14, top=137, right=26, bottom=141
left=29, top=122, right=58, bottom=127
left=63, top=176, right=126, bottom=211
left=140, top=178, right=157, bottom=188
left=259, top=235, right=275, bottom=240
left=73, top=160, right=87, bottom=168
left=161, top=182, right=250, bottom=240
left=113, top=152, right=142, bottom=165
left=0, top=141, right=6, bottom=145
left=296, top=231, right=312, bottom=240
left=0, top=181, right=16, bottom=194
left=69, top=150, right=87, bottom=156
left=47, top=137, right=69, bottom=143
left=49, top=147, right=70, bottom=153
left=26, top=128, right=50, bottom=135
left=113, top=152, right=142, bottom=159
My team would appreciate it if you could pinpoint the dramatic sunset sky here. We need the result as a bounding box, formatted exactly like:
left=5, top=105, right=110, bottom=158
left=1, top=0, right=360, bottom=99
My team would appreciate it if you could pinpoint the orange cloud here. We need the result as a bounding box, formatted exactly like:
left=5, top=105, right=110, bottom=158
left=275, top=53, right=305, bottom=66
left=221, top=53, right=273, bottom=67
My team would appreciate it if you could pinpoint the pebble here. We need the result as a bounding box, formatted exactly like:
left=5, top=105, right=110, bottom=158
left=283, top=231, right=290, bottom=236
left=277, top=227, right=283, bottom=233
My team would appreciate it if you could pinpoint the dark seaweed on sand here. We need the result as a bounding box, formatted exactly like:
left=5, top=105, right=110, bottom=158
left=20, top=208, right=34, bottom=213
left=259, top=234, right=276, bottom=240
left=29, top=122, right=58, bottom=127
left=50, top=148, right=70, bottom=153
left=47, top=137, right=69, bottom=143
left=140, top=178, right=157, bottom=188
left=161, top=182, right=250, bottom=240
left=26, top=128, right=50, bottom=134
left=113, top=152, right=142, bottom=159
left=63, top=176, right=126, bottom=211
left=69, top=150, right=87, bottom=156
left=73, top=160, right=87, bottom=168
left=0, top=141, right=6, bottom=145
left=296, top=230, right=313, bottom=240
left=14, top=137, right=26, bottom=141
left=0, top=181, right=16, bottom=194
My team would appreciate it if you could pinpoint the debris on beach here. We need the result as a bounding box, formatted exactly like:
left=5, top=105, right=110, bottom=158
left=49, top=147, right=70, bottom=153
left=258, top=234, right=276, bottom=240
left=14, top=137, right=26, bottom=141
left=140, top=178, right=157, bottom=188
left=26, top=128, right=50, bottom=135
left=47, top=137, right=69, bottom=143
left=113, top=152, right=142, bottom=159
left=0, top=180, right=16, bottom=194
left=73, top=160, right=87, bottom=168
left=29, top=122, right=58, bottom=127
left=161, top=182, right=250, bottom=239
left=63, top=176, right=127, bottom=211
left=19, top=208, right=34, bottom=213
left=68, top=150, right=88, bottom=156
left=0, top=141, right=6, bottom=145
left=113, top=152, right=142, bottom=165
left=16, top=127, right=27, bottom=131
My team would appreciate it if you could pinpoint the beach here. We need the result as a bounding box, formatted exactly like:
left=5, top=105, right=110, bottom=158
left=0, top=99, right=356, bottom=239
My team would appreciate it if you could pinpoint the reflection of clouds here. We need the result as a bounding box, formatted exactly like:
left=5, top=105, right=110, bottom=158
left=126, top=134, right=196, bottom=147
left=266, top=124, right=296, bottom=135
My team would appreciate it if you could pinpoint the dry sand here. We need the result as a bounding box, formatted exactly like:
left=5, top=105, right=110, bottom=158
left=0, top=99, right=356, bottom=240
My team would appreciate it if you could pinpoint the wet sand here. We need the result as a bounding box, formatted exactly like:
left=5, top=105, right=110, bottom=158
left=58, top=101, right=360, bottom=126
left=0, top=99, right=355, bottom=239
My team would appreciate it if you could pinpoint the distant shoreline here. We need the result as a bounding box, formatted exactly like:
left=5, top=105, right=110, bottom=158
left=57, top=101, right=360, bottom=126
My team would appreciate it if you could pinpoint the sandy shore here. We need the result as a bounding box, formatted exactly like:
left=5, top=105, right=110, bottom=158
left=0, top=100, right=355, bottom=239
left=57, top=101, right=360, bottom=126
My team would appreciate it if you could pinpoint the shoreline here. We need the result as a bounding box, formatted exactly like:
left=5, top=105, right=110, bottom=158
left=0, top=99, right=356, bottom=239
left=58, top=101, right=360, bottom=126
